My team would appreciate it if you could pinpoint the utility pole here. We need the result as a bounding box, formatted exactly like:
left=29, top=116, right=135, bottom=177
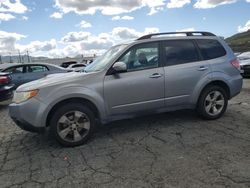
left=0, top=55, right=2, bottom=64
left=27, top=50, right=30, bottom=63
left=9, top=52, right=12, bottom=63
left=18, top=50, right=22, bottom=63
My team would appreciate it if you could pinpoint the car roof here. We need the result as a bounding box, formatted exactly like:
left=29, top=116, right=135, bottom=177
left=0, top=63, right=19, bottom=70
left=0, top=63, right=66, bottom=71
left=117, top=31, right=219, bottom=46
left=238, top=52, right=250, bottom=57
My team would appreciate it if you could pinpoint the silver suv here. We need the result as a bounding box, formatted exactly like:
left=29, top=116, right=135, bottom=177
left=9, top=31, right=243, bottom=146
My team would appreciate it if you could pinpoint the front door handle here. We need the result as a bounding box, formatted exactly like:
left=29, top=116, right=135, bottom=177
left=149, top=73, right=162, bottom=78
left=198, top=66, right=208, bottom=71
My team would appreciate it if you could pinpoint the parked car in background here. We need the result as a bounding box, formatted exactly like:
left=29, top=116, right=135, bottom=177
left=67, top=63, right=86, bottom=72
left=60, top=61, right=77, bottom=68
left=0, top=72, right=14, bottom=103
left=1, top=63, right=69, bottom=88
left=9, top=31, right=242, bottom=147
left=237, top=52, right=250, bottom=77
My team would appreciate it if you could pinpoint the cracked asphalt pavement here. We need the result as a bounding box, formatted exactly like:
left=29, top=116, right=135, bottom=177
left=0, top=80, right=250, bottom=188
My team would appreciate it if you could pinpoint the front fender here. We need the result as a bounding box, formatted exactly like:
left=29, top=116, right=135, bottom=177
left=37, top=85, right=106, bottom=127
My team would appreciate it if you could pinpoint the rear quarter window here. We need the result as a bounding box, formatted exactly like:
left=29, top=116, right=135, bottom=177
left=196, top=39, right=226, bottom=60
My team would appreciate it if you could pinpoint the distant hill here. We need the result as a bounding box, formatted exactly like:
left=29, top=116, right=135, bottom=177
left=226, top=30, right=250, bottom=52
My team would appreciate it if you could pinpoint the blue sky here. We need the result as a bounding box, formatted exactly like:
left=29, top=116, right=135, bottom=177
left=0, top=0, right=250, bottom=57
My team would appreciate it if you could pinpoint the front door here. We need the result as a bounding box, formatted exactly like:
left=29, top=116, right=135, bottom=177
left=104, top=42, right=165, bottom=115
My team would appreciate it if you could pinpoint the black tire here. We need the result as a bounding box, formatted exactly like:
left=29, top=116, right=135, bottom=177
left=197, top=85, right=228, bottom=120
left=50, top=103, right=96, bottom=147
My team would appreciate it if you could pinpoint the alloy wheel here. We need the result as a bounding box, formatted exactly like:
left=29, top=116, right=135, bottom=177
left=204, top=91, right=225, bottom=116
left=57, top=111, right=90, bottom=143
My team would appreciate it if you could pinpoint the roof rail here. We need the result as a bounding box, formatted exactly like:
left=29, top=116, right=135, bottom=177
left=137, top=31, right=216, bottom=40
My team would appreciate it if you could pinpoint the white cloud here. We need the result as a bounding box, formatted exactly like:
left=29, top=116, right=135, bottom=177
left=50, top=12, right=63, bottom=19
left=0, top=30, right=26, bottom=55
left=14, top=39, right=57, bottom=56
left=0, top=13, right=15, bottom=21
left=0, top=0, right=28, bottom=14
left=59, top=27, right=159, bottom=57
left=0, top=27, right=160, bottom=58
left=238, top=20, right=250, bottom=33
left=246, top=0, right=250, bottom=2
left=111, top=15, right=134, bottom=20
left=167, top=0, right=191, bottom=8
left=22, top=16, right=28, bottom=20
left=194, top=0, right=237, bottom=9
left=61, top=32, right=91, bottom=43
left=54, top=0, right=165, bottom=16
left=148, top=7, right=163, bottom=15
left=78, top=20, right=92, bottom=28
left=176, top=28, right=195, bottom=32
left=111, top=27, right=141, bottom=39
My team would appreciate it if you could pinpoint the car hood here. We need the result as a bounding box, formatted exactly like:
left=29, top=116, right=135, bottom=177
left=16, top=72, right=93, bottom=92
left=239, top=60, right=250, bottom=66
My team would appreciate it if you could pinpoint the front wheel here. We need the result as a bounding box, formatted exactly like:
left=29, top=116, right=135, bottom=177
left=197, top=85, right=228, bottom=120
left=50, top=103, right=96, bottom=147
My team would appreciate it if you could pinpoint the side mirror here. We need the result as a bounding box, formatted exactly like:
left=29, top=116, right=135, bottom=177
left=112, top=62, right=127, bottom=73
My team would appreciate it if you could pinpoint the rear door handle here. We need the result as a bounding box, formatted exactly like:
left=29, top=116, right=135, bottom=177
left=198, top=66, right=208, bottom=71
left=149, top=73, right=162, bottom=78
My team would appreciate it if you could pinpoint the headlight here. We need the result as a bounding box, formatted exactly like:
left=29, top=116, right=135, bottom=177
left=12, top=90, right=39, bottom=104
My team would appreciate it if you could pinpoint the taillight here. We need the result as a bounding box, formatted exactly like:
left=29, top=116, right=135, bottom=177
left=0, top=76, right=10, bottom=84
left=231, top=59, right=240, bottom=70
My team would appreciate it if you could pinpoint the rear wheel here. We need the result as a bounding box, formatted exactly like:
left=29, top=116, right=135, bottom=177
left=50, top=103, right=95, bottom=147
left=197, top=85, right=228, bottom=120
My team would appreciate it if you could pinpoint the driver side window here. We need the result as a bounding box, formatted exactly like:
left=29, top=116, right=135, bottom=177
left=119, top=42, right=159, bottom=71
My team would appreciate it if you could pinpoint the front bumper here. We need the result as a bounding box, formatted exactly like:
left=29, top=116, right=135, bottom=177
left=241, top=65, right=250, bottom=77
left=0, top=84, right=14, bottom=102
left=11, top=117, right=45, bottom=133
left=9, top=97, right=48, bottom=133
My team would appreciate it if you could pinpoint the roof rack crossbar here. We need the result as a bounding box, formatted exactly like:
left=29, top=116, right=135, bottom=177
left=137, top=31, right=216, bottom=40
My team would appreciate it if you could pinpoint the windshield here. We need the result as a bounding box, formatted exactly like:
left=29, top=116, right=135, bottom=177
left=84, top=44, right=127, bottom=73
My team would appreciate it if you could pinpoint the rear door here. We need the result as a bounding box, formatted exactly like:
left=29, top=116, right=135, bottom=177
left=104, top=42, right=165, bottom=115
left=25, top=65, right=49, bottom=83
left=162, top=39, right=211, bottom=107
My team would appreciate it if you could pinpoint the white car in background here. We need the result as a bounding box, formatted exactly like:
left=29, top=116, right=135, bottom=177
left=66, top=63, right=87, bottom=72
left=237, top=52, right=250, bottom=77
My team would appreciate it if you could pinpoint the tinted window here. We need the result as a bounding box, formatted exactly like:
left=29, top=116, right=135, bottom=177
left=196, top=39, right=226, bottom=60
left=27, top=65, right=48, bottom=73
left=163, top=40, right=200, bottom=66
left=72, top=64, right=86, bottom=68
left=119, top=42, right=159, bottom=71
left=4, top=66, right=24, bottom=73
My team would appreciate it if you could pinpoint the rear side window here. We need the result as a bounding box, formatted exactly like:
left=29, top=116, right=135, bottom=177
left=163, top=40, right=200, bottom=66
left=27, top=65, right=48, bottom=73
left=196, top=39, right=226, bottom=60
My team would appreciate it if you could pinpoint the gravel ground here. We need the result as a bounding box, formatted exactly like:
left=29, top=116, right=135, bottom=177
left=0, top=80, right=250, bottom=188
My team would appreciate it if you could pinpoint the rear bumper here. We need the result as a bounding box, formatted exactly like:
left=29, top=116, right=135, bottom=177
left=229, top=75, right=243, bottom=99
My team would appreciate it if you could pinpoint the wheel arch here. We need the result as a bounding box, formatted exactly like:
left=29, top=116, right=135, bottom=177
left=46, top=97, right=100, bottom=127
left=196, top=80, right=231, bottom=105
